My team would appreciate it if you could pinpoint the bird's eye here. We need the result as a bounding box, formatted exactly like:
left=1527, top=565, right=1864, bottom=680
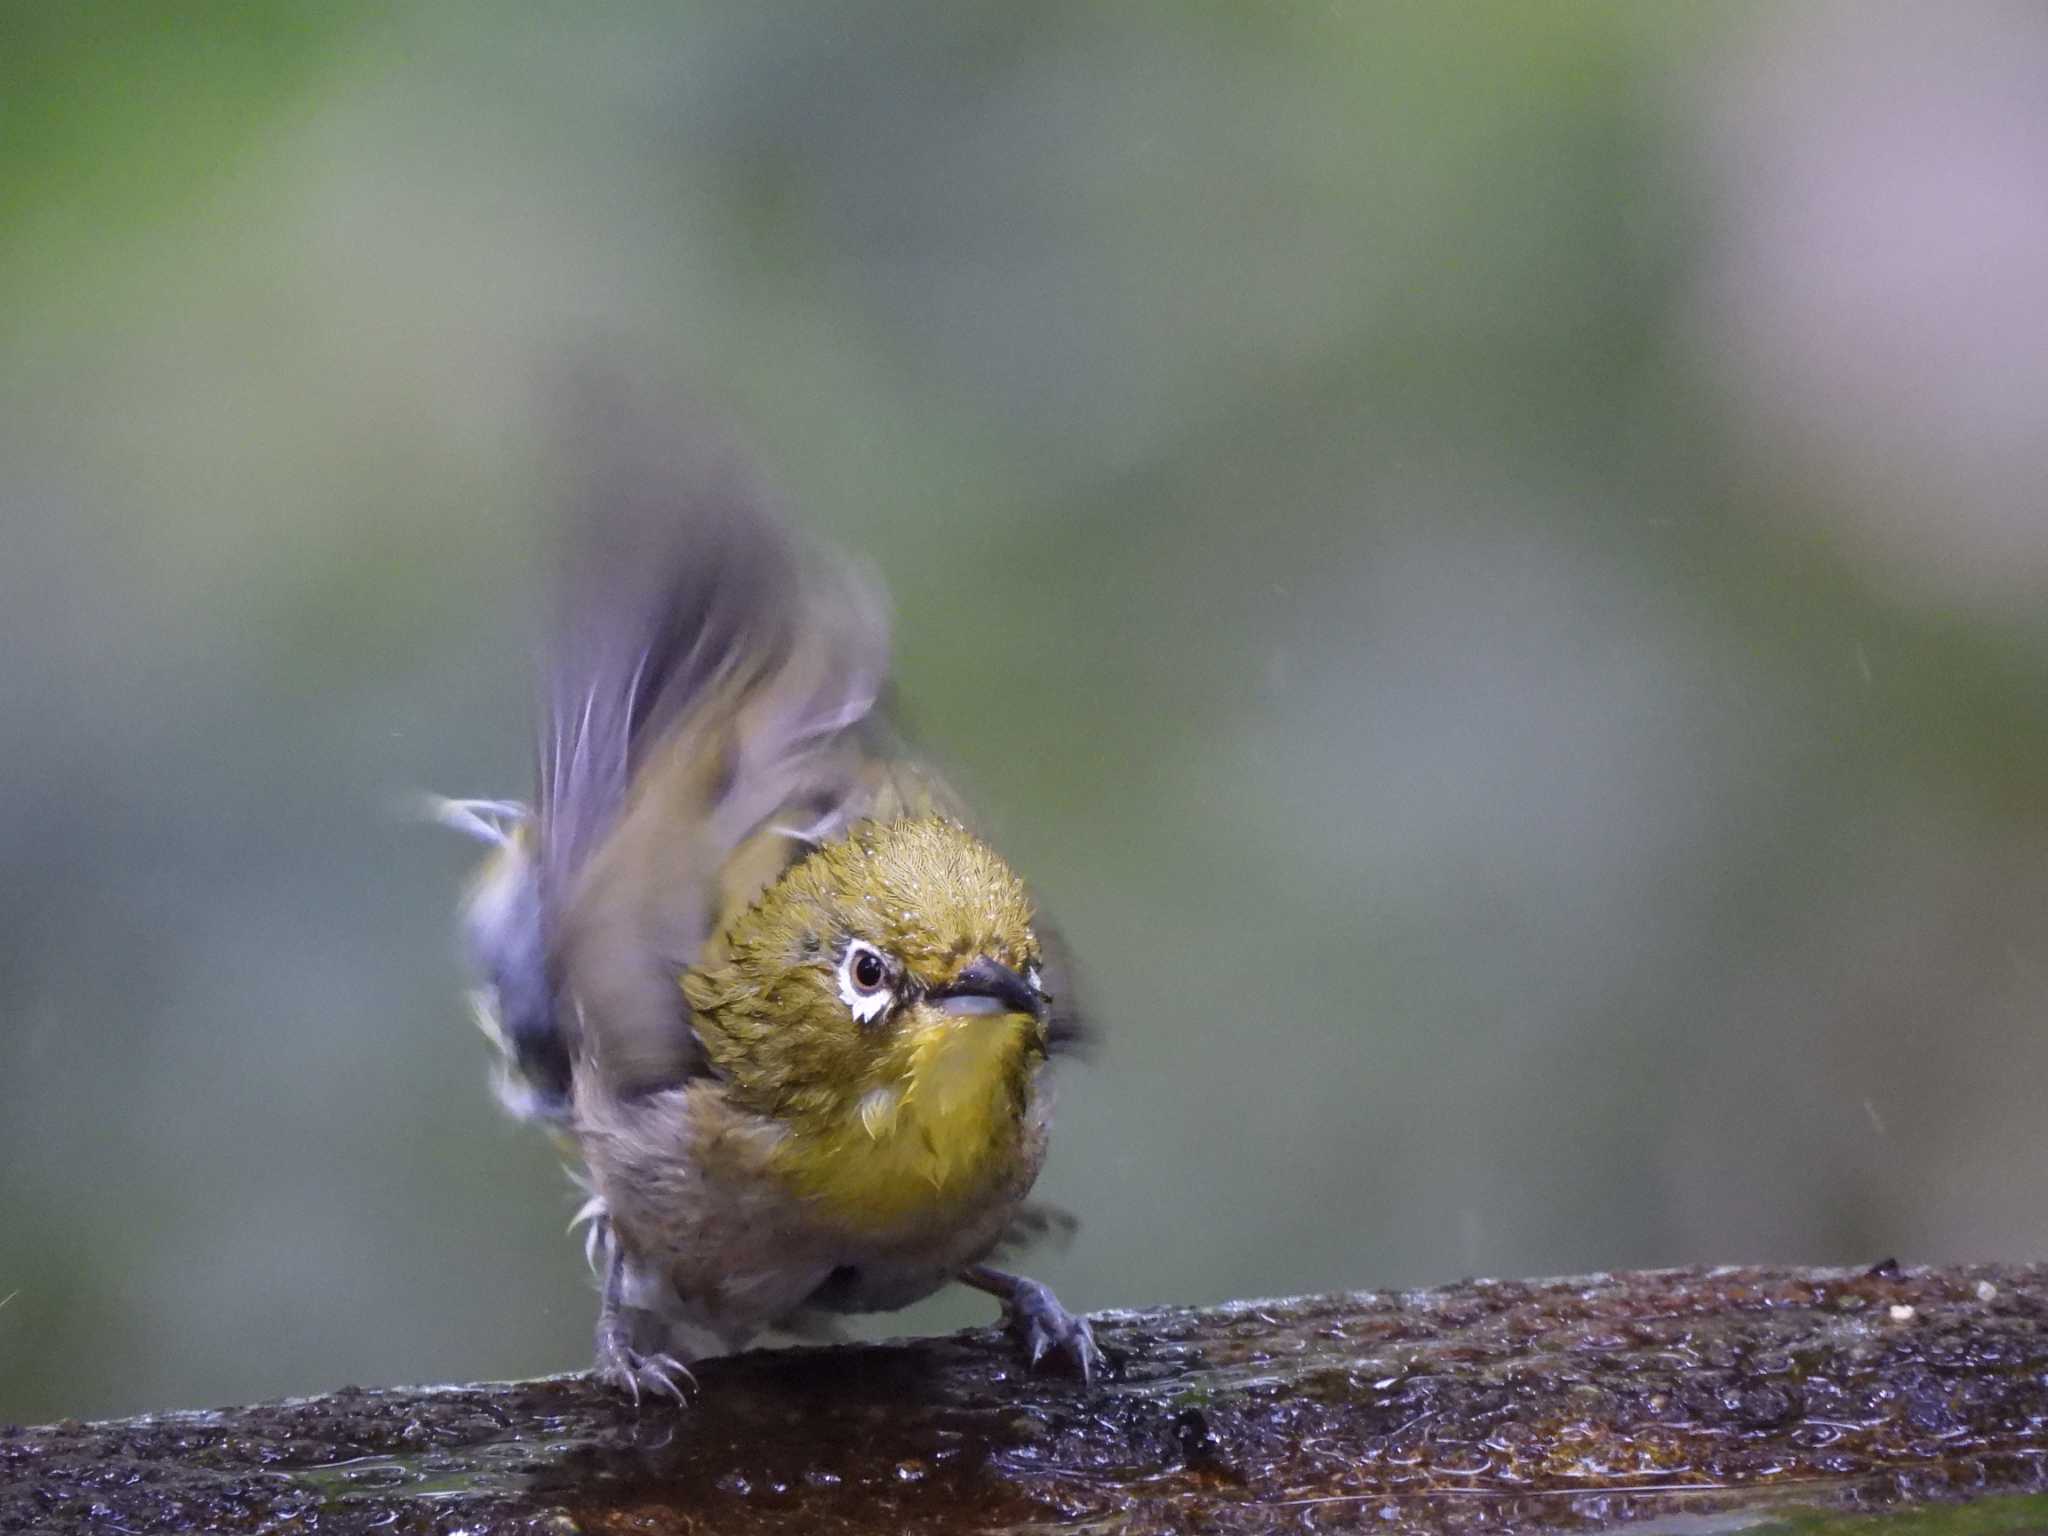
left=837, top=940, right=895, bottom=1024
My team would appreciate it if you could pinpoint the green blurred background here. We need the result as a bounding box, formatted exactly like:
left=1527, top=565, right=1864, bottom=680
left=7, top=2, right=2048, bottom=1425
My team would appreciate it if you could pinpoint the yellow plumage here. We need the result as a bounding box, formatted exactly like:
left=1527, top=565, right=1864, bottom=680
left=684, top=814, right=1047, bottom=1234
left=782, top=1006, right=1038, bottom=1227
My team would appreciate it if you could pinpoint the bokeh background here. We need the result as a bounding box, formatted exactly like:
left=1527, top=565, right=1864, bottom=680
left=7, top=2, right=2048, bottom=1425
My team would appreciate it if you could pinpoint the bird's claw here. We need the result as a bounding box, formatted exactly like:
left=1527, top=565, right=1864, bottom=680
left=1003, top=1276, right=1103, bottom=1384
left=594, top=1337, right=694, bottom=1406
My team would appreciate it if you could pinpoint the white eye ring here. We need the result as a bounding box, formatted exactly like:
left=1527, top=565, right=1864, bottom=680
left=1025, top=964, right=1044, bottom=996
left=837, top=940, right=896, bottom=1024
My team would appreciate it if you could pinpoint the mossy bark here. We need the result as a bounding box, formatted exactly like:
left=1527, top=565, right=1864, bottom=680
left=6, top=1264, right=2047, bottom=1534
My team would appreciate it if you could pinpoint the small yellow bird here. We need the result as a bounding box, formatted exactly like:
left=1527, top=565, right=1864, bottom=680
left=441, top=377, right=1098, bottom=1402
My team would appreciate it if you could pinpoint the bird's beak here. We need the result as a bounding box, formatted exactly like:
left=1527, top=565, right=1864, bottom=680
left=901, top=959, right=1043, bottom=1130
left=930, top=956, right=1042, bottom=1020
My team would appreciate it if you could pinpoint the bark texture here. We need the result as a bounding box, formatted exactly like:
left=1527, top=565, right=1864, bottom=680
left=6, top=1264, right=2048, bottom=1534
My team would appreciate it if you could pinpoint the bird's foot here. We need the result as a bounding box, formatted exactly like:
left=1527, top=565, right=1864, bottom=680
left=595, top=1246, right=694, bottom=1406
left=1008, top=1277, right=1103, bottom=1382
left=963, top=1264, right=1102, bottom=1383
left=593, top=1328, right=694, bottom=1406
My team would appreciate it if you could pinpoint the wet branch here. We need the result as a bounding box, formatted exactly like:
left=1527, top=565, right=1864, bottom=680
left=6, top=1264, right=2048, bottom=1534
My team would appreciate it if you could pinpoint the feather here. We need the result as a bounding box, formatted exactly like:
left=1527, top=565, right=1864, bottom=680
left=534, top=369, right=896, bottom=1096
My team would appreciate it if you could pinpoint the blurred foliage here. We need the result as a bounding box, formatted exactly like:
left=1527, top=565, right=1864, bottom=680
left=4, top=2, right=2048, bottom=1425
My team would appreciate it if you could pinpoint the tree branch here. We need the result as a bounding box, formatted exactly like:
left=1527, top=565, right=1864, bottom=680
left=7, top=1264, right=2048, bottom=1534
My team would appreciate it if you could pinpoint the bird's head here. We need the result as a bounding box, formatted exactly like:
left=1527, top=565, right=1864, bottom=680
left=683, top=815, right=1052, bottom=1220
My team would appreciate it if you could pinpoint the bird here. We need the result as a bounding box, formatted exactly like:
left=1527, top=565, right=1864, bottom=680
left=438, top=375, right=1099, bottom=1404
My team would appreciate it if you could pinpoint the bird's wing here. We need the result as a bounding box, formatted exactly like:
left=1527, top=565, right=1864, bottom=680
left=538, top=371, right=906, bottom=1097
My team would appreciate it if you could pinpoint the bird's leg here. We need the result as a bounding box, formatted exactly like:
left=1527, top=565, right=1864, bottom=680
left=961, top=1263, right=1101, bottom=1383
left=593, top=1246, right=695, bottom=1406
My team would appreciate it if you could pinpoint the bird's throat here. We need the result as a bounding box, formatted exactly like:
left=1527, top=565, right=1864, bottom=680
left=780, top=1013, right=1034, bottom=1233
